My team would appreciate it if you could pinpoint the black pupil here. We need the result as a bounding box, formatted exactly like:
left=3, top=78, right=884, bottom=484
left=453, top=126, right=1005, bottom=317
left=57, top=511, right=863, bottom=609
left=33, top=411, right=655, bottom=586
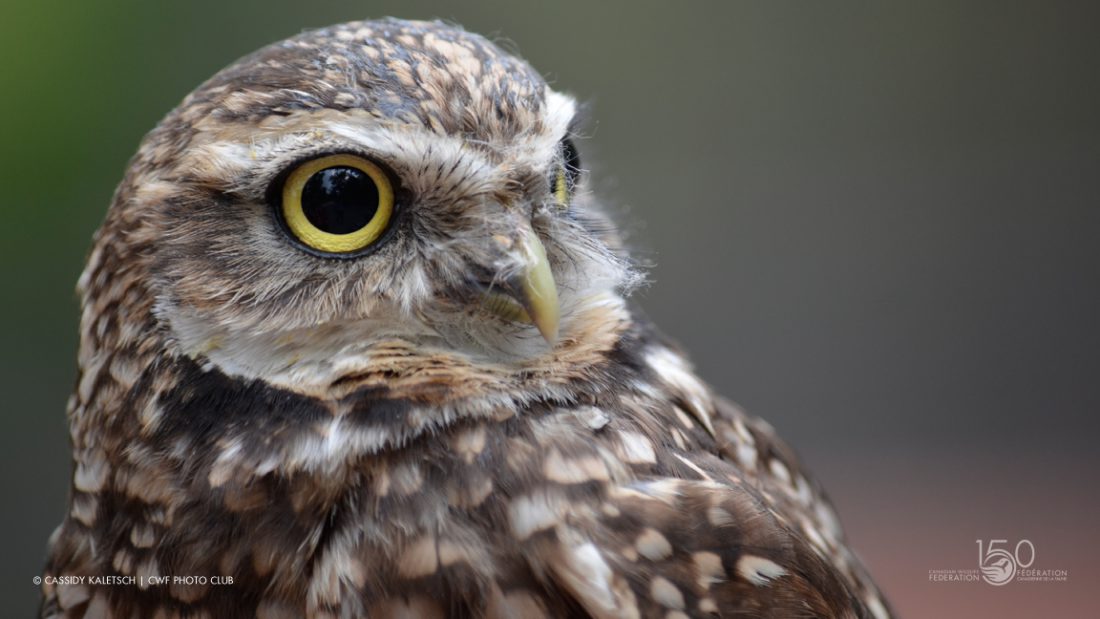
left=300, top=166, right=379, bottom=234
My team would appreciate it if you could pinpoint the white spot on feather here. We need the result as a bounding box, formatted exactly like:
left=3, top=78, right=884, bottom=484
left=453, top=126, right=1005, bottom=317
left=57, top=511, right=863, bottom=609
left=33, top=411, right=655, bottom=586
left=692, top=551, right=725, bottom=589
left=74, top=455, right=108, bottom=493
left=552, top=541, right=631, bottom=618
left=649, top=576, right=684, bottom=609
left=635, top=528, right=672, bottom=561
left=573, top=406, right=611, bottom=431
left=706, top=506, right=735, bottom=527
left=618, top=431, right=656, bottom=464
left=544, top=450, right=610, bottom=484
left=736, top=555, right=787, bottom=586
left=738, top=444, right=759, bottom=471
left=509, top=492, right=563, bottom=540
left=208, top=439, right=243, bottom=488
left=769, top=459, right=792, bottom=484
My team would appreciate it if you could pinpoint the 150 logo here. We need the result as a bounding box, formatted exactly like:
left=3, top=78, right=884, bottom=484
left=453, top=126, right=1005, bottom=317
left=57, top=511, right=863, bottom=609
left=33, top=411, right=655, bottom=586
left=976, top=539, right=1034, bottom=586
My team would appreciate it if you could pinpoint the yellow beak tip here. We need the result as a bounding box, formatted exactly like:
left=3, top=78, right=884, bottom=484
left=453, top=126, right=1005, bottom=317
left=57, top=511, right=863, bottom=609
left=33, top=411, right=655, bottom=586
left=517, top=228, right=560, bottom=346
left=532, top=312, right=559, bottom=345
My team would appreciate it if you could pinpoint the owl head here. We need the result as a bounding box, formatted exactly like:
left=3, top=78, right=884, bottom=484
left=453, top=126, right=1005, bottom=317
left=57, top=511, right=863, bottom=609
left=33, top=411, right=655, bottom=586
left=86, top=19, right=641, bottom=396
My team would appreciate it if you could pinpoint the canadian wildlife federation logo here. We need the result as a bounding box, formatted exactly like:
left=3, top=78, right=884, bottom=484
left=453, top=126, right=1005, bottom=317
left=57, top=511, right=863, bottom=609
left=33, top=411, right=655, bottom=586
left=977, top=539, right=1030, bottom=586
left=929, top=539, right=1068, bottom=586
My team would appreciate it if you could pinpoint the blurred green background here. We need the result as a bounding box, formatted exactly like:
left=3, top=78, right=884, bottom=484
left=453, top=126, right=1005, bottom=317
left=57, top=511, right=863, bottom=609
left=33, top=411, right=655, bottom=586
left=3, top=1, right=1098, bottom=616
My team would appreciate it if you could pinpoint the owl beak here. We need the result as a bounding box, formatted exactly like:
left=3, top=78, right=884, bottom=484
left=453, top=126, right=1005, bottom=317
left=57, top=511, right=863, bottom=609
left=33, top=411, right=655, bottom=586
left=509, top=227, right=560, bottom=344
left=482, top=226, right=559, bottom=344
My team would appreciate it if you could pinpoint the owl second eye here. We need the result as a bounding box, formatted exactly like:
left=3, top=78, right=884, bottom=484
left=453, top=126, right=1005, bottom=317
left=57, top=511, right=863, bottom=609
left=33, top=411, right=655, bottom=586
left=550, top=139, right=581, bottom=208
left=278, top=154, right=395, bottom=256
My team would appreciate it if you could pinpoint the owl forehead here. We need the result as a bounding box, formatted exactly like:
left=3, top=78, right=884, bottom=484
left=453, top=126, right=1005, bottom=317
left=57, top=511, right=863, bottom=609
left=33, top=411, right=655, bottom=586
left=186, top=19, right=554, bottom=142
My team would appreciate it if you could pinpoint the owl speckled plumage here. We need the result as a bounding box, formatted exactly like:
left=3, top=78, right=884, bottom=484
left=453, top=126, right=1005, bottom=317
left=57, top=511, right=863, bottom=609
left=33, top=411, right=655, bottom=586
left=42, top=18, right=892, bottom=619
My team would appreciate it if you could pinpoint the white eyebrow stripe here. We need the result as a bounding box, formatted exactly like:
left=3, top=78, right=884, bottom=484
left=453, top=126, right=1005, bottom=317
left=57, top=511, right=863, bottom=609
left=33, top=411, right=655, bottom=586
left=544, top=89, right=578, bottom=138
left=182, top=93, right=578, bottom=197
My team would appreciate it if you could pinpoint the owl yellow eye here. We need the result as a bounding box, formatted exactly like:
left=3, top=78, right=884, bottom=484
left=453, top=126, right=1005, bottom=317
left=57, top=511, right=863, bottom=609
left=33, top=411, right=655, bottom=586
left=552, top=166, right=570, bottom=206
left=280, top=154, right=394, bottom=255
left=550, top=139, right=581, bottom=208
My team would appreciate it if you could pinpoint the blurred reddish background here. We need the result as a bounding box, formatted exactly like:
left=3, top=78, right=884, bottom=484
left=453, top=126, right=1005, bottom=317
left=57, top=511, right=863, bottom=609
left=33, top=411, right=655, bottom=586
left=828, top=447, right=1098, bottom=617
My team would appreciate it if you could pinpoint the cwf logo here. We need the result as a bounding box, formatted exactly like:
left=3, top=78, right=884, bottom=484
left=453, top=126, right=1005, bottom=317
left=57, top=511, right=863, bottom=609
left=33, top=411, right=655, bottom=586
left=976, top=539, right=1034, bottom=586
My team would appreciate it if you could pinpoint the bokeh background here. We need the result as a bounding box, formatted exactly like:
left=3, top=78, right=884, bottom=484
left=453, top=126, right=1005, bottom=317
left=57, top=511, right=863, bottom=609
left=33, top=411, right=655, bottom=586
left=3, top=1, right=1098, bottom=616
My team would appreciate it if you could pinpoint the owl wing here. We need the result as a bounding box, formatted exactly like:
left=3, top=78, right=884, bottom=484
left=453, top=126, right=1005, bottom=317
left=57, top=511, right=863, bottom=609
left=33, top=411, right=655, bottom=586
left=506, top=392, right=890, bottom=619
left=528, top=471, right=870, bottom=618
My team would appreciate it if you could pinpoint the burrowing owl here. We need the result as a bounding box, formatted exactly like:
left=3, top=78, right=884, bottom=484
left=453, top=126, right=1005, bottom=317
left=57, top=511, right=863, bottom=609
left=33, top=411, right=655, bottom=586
left=42, top=18, right=892, bottom=619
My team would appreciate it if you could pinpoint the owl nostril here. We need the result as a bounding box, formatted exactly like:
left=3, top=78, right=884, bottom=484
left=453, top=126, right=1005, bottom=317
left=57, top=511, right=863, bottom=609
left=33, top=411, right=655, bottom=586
left=490, top=234, right=515, bottom=251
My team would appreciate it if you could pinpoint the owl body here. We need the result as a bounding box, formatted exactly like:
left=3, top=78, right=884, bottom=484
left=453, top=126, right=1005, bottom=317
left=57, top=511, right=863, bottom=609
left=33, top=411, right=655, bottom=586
left=42, top=19, right=891, bottom=618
